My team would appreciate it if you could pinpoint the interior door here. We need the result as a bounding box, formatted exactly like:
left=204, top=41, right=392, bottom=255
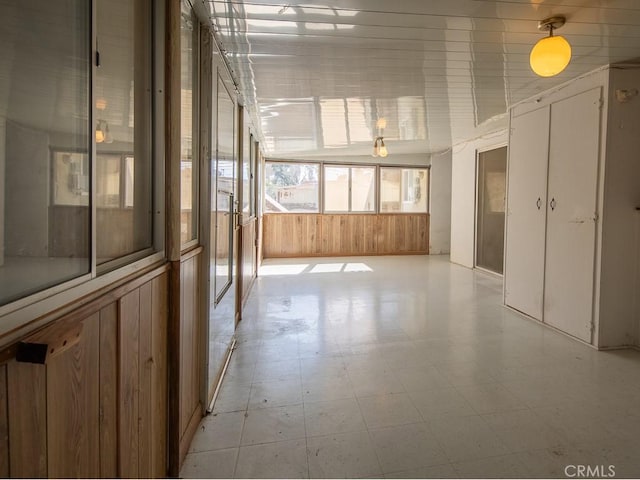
left=504, top=106, right=550, bottom=319
left=207, top=75, right=237, bottom=403
left=476, top=146, right=507, bottom=274
left=544, top=88, right=601, bottom=342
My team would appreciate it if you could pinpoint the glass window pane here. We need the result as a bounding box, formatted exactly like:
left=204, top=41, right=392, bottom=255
left=180, top=1, right=197, bottom=245
left=476, top=147, right=507, bottom=274
left=95, top=0, right=153, bottom=264
left=241, top=124, right=250, bottom=215
left=249, top=138, right=257, bottom=217
left=265, top=162, right=319, bottom=213
left=96, top=154, right=121, bottom=208
left=380, top=167, right=429, bottom=213
left=0, top=0, right=90, bottom=306
left=380, top=168, right=402, bottom=212
left=323, top=166, right=349, bottom=212
left=351, top=167, right=375, bottom=212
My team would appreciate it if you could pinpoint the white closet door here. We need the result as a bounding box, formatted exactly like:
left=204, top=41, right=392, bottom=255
left=544, top=88, right=601, bottom=342
left=504, top=106, right=550, bottom=319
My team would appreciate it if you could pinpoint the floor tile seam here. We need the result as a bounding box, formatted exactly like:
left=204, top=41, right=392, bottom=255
left=449, top=450, right=533, bottom=475
left=381, top=460, right=456, bottom=478
left=298, top=357, right=312, bottom=480
left=231, top=380, right=251, bottom=479
left=351, top=388, right=388, bottom=477
left=450, top=384, right=531, bottom=417
left=239, top=432, right=308, bottom=449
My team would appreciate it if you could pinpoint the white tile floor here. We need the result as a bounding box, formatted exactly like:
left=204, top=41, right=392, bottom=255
left=181, top=255, right=640, bottom=479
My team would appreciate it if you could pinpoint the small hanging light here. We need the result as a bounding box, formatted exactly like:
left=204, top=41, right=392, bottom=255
left=96, top=121, right=105, bottom=143
left=378, top=138, right=388, bottom=158
left=530, top=16, right=571, bottom=77
left=372, top=137, right=380, bottom=157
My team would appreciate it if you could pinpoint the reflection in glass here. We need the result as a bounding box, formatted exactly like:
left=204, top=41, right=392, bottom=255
left=351, top=167, right=375, bottom=212
left=95, top=0, right=153, bottom=265
left=265, top=162, right=319, bottom=213
left=324, top=166, right=349, bottom=212
left=324, top=165, right=375, bottom=213
left=0, top=0, right=90, bottom=305
left=208, top=77, right=237, bottom=403
left=476, top=147, right=507, bottom=274
left=380, top=167, right=429, bottom=213
left=181, top=1, right=198, bottom=245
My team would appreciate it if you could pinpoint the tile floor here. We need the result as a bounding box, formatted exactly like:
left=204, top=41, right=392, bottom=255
left=181, top=255, right=640, bottom=479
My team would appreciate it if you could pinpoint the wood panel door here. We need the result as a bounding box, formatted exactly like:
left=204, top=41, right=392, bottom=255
left=504, top=106, right=550, bottom=320
left=544, top=88, right=601, bottom=342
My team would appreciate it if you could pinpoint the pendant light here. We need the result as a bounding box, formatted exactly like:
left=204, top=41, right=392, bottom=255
left=378, top=138, right=388, bottom=158
left=371, top=136, right=388, bottom=157
left=530, top=16, right=571, bottom=77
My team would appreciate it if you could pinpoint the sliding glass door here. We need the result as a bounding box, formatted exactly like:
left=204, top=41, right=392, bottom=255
left=476, top=147, right=507, bottom=274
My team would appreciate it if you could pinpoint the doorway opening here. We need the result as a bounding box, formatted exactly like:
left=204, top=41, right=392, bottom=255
left=475, top=146, right=507, bottom=274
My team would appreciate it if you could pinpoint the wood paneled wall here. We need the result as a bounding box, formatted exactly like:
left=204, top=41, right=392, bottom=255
left=0, top=266, right=168, bottom=478
left=263, top=213, right=429, bottom=258
left=178, top=250, right=202, bottom=463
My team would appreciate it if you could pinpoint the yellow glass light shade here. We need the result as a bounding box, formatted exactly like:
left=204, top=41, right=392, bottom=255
left=95, top=128, right=105, bottom=143
left=530, top=34, right=571, bottom=77
left=379, top=141, right=388, bottom=158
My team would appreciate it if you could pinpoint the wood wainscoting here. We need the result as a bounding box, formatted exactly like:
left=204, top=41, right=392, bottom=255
left=177, top=248, right=203, bottom=465
left=263, top=213, right=429, bottom=258
left=0, top=265, right=169, bottom=478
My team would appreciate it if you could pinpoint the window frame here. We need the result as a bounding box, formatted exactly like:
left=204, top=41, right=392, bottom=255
left=263, top=160, right=321, bottom=214
left=0, top=0, right=166, bottom=326
left=322, top=163, right=377, bottom=214
left=379, top=166, right=430, bottom=214
left=179, top=1, right=200, bottom=250
left=263, top=160, right=430, bottom=216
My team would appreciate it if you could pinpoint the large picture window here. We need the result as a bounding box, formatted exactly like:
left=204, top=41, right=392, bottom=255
left=324, top=165, right=375, bottom=213
left=0, top=0, right=161, bottom=309
left=95, top=0, right=154, bottom=265
left=0, top=0, right=91, bottom=306
left=265, top=162, right=320, bottom=213
left=380, top=167, right=429, bottom=213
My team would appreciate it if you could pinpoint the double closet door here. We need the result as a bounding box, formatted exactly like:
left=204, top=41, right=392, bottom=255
left=505, top=88, right=601, bottom=343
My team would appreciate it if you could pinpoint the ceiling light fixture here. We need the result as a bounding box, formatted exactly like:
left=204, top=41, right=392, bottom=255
left=372, top=136, right=388, bottom=158
left=95, top=120, right=113, bottom=144
left=530, top=16, right=571, bottom=77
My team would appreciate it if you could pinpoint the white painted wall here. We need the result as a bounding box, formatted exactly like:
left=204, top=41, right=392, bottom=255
left=450, top=131, right=507, bottom=268
left=429, top=150, right=451, bottom=254
left=598, top=66, right=640, bottom=347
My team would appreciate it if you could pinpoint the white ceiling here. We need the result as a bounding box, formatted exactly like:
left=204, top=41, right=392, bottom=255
left=202, top=0, right=640, bottom=159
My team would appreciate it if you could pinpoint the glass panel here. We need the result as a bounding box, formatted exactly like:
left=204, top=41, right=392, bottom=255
left=476, top=147, right=507, bottom=274
left=180, top=1, right=197, bottom=245
left=324, top=166, right=349, bottom=212
left=380, top=167, right=429, bottom=213
left=95, top=0, right=153, bottom=265
left=96, top=154, right=121, bottom=208
left=351, top=166, right=375, bottom=212
left=0, top=0, right=90, bottom=306
left=208, top=77, right=237, bottom=403
left=264, top=162, right=319, bottom=213
left=241, top=125, right=250, bottom=214
left=249, top=137, right=257, bottom=217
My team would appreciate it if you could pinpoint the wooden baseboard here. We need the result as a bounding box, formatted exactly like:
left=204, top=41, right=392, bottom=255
left=179, top=404, right=203, bottom=469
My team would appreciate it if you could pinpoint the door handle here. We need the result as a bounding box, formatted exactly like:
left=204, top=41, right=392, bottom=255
left=536, top=197, right=542, bottom=210
left=550, top=198, right=556, bottom=211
